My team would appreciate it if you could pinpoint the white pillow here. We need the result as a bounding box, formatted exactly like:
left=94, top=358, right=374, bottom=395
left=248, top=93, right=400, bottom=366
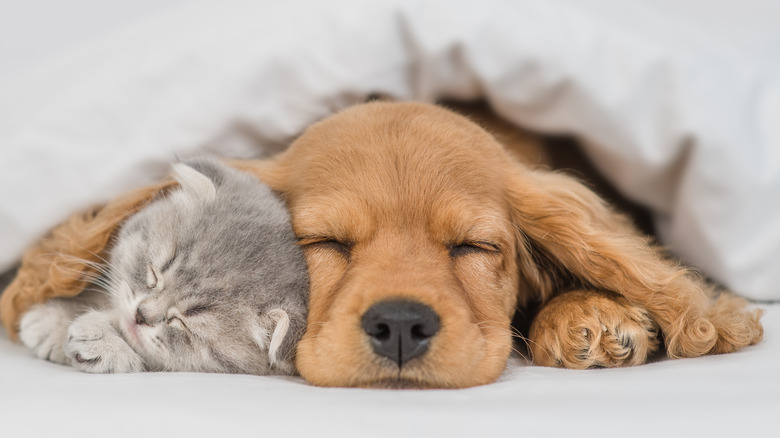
left=1, top=0, right=778, bottom=300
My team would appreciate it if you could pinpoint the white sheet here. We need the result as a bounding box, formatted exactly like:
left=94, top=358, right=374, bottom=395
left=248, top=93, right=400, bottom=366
left=1, top=0, right=779, bottom=300
left=1, top=303, right=777, bottom=437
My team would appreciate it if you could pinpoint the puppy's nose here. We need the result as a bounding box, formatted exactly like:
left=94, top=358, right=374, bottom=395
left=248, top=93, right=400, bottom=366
left=361, top=300, right=440, bottom=367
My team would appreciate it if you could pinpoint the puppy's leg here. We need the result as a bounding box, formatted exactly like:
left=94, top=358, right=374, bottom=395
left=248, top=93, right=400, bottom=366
left=528, top=290, right=660, bottom=368
left=509, top=169, right=764, bottom=360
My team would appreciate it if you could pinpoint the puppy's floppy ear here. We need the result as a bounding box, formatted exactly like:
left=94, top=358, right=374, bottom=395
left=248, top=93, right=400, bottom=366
left=0, top=180, right=175, bottom=340
left=505, top=164, right=746, bottom=358
left=507, top=166, right=633, bottom=303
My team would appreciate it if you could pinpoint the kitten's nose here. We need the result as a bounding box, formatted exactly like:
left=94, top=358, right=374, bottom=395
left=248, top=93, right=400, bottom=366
left=135, top=307, right=149, bottom=326
left=361, top=300, right=440, bottom=367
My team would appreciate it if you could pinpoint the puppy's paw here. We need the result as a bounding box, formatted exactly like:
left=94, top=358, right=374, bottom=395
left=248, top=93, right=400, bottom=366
left=19, top=302, right=73, bottom=365
left=64, top=312, right=144, bottom=373
left=529, top=290, right=660, bottom=369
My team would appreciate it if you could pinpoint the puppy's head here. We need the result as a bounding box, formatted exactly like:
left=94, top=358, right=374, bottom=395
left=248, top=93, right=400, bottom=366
left=258, top=102, right=536, bottom=388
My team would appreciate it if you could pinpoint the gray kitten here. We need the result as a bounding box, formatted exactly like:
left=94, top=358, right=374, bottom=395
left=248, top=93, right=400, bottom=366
left=18, top=158, right=309, bottom=375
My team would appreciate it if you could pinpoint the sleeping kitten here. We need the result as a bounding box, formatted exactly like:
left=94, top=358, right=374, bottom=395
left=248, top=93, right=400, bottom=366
left=18, top=158, right=309, bottom=375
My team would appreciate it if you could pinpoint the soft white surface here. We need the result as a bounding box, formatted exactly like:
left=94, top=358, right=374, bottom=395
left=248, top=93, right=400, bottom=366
left=1, top=0, right=779, bottom=300
left=1, top=303, right=778, bottom=437
left=0, top=0, right=195, bottom=83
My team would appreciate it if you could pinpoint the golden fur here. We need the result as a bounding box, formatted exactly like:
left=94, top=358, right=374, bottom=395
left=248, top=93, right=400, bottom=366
left=0, top=101, right=763, bottom=388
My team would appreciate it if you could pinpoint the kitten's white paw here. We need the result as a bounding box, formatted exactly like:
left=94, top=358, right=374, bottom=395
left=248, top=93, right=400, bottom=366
left=19, top=302, right=72, bottom=365
left=64, top=313, right=145, bottom=373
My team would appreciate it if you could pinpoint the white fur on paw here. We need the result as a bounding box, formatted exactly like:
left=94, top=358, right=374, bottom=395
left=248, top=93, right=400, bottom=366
left=64, top=314, right=144, bottom=373
left=19, top=303, right=72, bottom=365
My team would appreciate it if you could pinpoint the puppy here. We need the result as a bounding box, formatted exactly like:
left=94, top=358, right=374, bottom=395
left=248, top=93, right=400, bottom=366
left=235, top=101, right=763, bottom=387
left=2, top=101, right=763, bottom=389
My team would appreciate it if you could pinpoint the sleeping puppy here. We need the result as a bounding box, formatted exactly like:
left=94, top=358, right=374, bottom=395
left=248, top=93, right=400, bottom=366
left=1, top=101, right=763, bottom=388
left=233, top=101, right=763, bottom=388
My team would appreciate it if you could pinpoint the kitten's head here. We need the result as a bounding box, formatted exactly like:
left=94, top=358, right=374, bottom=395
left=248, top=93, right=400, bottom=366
left=107, top=158, right=309, bottom=375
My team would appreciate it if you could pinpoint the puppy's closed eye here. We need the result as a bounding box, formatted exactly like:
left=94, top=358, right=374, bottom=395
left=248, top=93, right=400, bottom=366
left=299, top=237, right=353, bottom=259
left=448, top=241, right=501, bottom=258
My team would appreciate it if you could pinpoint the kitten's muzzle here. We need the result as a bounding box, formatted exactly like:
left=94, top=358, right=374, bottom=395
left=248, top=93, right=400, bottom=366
left=361, top=300, right=440, bottom=367
left=135, top=307, right=149, bottom=326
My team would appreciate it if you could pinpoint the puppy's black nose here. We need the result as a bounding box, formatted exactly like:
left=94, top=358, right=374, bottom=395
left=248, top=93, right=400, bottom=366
left=361, top=300, right=440, bottom=367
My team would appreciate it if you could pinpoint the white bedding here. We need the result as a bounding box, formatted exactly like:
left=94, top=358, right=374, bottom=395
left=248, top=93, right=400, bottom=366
left=1, top=0, right=779, bottom=300
left=1, top=1, right=779, bottom=437
left=1, top=304, right=777, bottom=437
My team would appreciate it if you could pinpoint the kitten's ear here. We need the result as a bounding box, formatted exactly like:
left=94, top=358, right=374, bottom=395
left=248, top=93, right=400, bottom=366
left=171, top=163, right=217, bottom=203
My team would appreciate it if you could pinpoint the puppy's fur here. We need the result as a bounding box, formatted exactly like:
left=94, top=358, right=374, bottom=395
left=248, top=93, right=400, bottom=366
left=1, top=101, right=763, bottom=388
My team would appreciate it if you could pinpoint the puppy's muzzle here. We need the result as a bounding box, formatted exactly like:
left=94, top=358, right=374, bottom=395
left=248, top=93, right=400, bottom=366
left=361, top=300, right=440, bottom=367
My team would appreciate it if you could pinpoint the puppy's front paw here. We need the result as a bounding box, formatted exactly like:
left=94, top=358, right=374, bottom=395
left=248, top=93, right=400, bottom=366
left=64, top=313, right=144, bottom=373
left=529, top=290, right=660, bottom=369
left=19, top=302, right=72, bottom=365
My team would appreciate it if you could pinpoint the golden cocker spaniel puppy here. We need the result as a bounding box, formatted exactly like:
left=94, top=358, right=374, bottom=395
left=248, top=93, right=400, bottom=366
left=1, top=101, right=763, bottom=388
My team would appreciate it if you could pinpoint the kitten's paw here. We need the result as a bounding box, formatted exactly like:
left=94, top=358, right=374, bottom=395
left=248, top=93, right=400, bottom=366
left=529, top=290, right=660, bottom=369
left=19, top=302, right=72, bottom=365
left=64, top=313, right=144, bottom=373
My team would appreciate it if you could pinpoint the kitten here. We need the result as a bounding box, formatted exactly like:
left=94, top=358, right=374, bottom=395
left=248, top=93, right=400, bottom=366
left=18, top=158, right=309, bottom=375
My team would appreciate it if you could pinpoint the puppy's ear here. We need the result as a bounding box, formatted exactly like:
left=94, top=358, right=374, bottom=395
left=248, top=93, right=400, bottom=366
left=0, top=181, right=175, bottom=340
left=506, top=167, right=631, bottom=303
left=505, top=165, right=741, bottom=358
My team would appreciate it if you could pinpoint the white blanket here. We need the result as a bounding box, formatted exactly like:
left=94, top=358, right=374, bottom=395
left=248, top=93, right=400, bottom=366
left=1, top=0, right=779, bottom=300
left=1, top=2, right=779, bottom=437
left=1, top=304, right=777, bottom=437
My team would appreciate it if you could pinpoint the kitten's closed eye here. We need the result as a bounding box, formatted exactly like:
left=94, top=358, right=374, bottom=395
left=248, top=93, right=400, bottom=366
left=184, top=304, right=214, bottom=317
left=146, top=264, right=158, bottom=289
left=166, top=315, right=186, bottom=330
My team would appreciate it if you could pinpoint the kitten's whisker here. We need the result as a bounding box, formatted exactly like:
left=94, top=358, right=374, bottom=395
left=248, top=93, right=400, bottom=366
left=84, top=249, right=130, bottom=282
left=48, top=252, right=110, bottom=274
left=54, top=248, right=129, bottom=291
left=80, top=287, right=113, bottom=298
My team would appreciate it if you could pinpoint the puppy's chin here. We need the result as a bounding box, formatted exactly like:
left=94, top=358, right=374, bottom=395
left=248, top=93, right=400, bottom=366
left=295, top=318, right=513, bottom=389
left=359, top=378, right=436, bottom=390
